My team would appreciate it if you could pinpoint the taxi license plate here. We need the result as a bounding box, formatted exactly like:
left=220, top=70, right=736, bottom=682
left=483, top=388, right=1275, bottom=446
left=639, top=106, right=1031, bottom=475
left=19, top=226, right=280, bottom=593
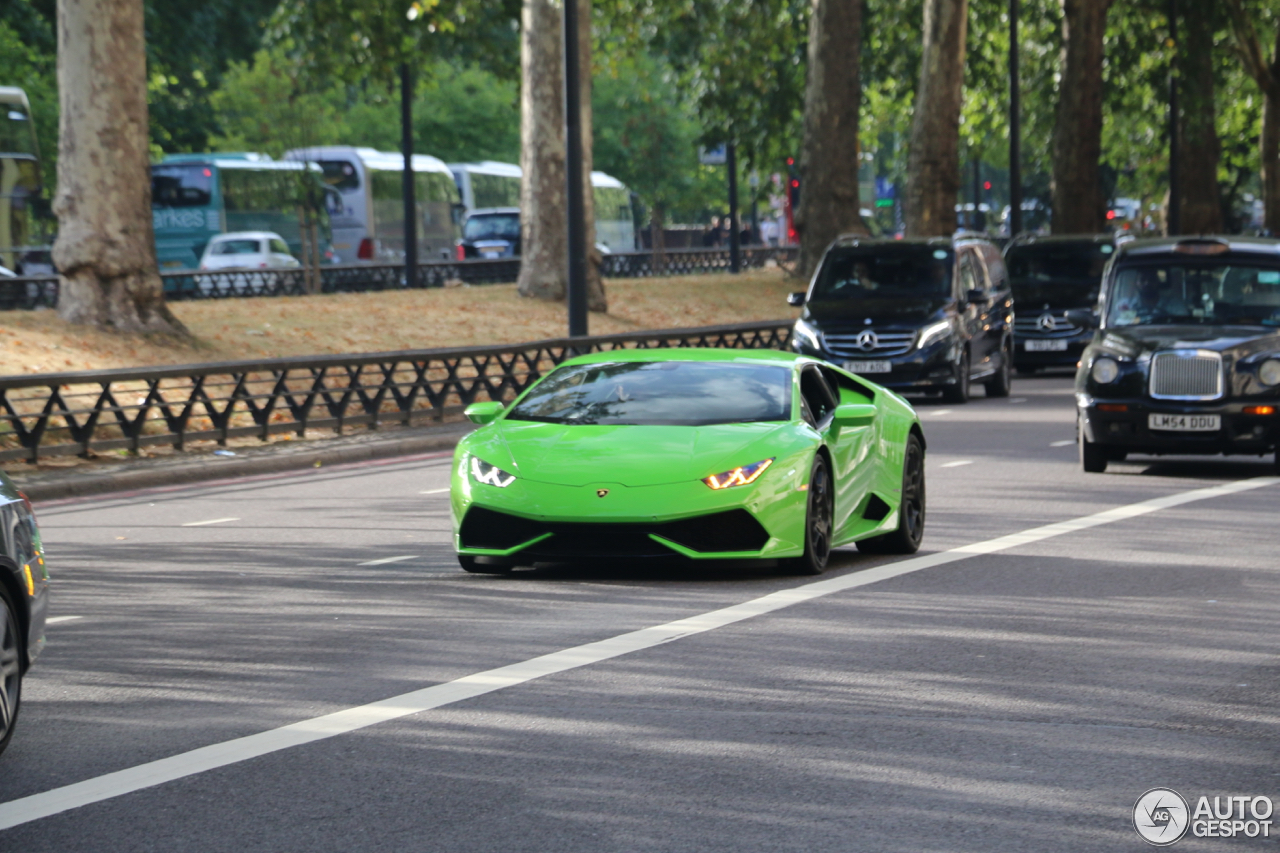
left=1025, top=339, right=1068, bottom=352
left=843, top=360, right=892, bottom=374
left=1148, top=413, right=1220, bottom=432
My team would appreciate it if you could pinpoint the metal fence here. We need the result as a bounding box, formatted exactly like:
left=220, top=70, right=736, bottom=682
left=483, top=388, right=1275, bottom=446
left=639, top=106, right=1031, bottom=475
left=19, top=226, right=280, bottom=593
left=0, top=320, right=794, bottom=463
left=0, top=246, right=798, bottom=308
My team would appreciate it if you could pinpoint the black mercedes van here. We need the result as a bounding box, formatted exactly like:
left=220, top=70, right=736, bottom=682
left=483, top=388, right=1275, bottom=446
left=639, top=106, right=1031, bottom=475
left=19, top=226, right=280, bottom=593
left=788, top=235, right=1014, bottom=402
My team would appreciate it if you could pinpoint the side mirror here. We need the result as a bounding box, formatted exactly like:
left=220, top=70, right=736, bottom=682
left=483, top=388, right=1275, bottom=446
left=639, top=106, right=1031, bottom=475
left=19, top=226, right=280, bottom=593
left=787, top=291, right=806, bottom=307
left=833, top=402, right=876, bottom=427
left=464, top=401, right=506, bottom=425
left=451, top=203, right=467, bottom=226
left=1064, top=308, right=1098, bottom=329
left=965, top=289, right=986, bottom=305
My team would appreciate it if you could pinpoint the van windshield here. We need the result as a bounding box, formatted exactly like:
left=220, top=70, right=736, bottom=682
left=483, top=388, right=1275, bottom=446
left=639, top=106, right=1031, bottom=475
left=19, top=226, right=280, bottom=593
left=1007, top=241, right=1111, bottom=306
left=813, top=246, right=953, bottom=300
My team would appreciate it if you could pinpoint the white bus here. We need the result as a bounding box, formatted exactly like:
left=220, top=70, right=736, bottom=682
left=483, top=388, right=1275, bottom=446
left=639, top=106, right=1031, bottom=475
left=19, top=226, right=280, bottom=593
left=448, top=161, right=638, bottom=253
left=284, top=146, right=462, bottom=263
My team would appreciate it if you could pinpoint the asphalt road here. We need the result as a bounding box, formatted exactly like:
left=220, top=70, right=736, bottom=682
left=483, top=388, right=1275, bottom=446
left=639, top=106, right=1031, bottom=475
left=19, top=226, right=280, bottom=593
left=2, top=373, right=1278, bottom=852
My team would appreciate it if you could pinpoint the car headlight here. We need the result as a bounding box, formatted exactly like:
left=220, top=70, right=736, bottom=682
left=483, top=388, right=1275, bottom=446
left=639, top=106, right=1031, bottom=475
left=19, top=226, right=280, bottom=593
left=470, top=456, right=516, bottom=487
left=916, top=319, right=951, bottom=350
left=702, top=458, right=773, bottom=490
left=792, top=319, right=822, bottom=351
left=1259, top=358, right=1280, bottom=386
left=1090, top=356, right=1120, bottom=384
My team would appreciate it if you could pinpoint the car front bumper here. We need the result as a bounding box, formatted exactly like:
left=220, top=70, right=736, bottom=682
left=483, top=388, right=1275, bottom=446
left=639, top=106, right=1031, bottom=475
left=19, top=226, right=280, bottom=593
left=795, top=340, right=961, bottom=394
left=1013, top=332, right=1091, bottom=369
left=1078, top=396, right=1280, bottom=456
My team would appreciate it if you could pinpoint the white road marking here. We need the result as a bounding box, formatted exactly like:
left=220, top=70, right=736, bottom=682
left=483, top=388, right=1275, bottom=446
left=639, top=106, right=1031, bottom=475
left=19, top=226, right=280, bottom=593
left=45, top=616, right=82, bottom=624
left=1050, top=440, right=1075, bottom=447
left=940, top=460, right=974, bottom=468
left=419, top=488, right=450, bottom=495
left=357, top=555, right=419, bottom=566
left=1009, top=398, right=1028, bottom=403
left=3, top=474, right=1276, bottom=830
left=180, top=517, right=239, bottom=527
left=931, top=409, right=954, bottom=417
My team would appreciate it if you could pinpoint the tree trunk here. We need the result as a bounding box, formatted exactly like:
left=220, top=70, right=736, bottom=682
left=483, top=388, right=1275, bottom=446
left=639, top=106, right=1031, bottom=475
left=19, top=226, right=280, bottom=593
left=517, top=0, right=568, bottom=302
left=904, top=0, right=969, bottom=238
left=1177, top=1, right=1223, bottom=234
left=579, top=0, right=607, bottom=311
left=1051, top=0, right=1110, bottom=235
left=795, top=0, right=867, bottom=278
left=53, top=0, right=187, bottom=335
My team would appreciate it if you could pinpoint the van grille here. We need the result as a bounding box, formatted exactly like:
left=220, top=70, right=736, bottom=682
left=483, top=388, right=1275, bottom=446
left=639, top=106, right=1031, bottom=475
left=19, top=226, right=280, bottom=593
left=822, top=329, right=916, bottom=357
left=1149, top=350, right=1223, bottom=401
left=1014, top=312, right=1081, bottom=338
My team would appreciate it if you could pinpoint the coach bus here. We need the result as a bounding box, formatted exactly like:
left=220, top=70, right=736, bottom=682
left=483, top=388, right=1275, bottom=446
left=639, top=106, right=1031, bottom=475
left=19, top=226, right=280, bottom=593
left=151, top=153, right=335, bottom=272
left=448, top=160, right=638, bottom=253
left=283, top=146, right=462, bottom=264
left=0, top=87, right=44, bottom=272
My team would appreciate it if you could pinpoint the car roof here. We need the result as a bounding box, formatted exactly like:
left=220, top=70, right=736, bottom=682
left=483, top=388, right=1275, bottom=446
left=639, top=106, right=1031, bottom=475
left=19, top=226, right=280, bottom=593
left=828, top=234, right=994, bottom=251
left=559, top=348, right=809, bottom=368
left=1006, top=233, right=1115, bottom=249
left=1113, top=236, right=1280, bottom=259
left=466, top=208, right=519, bottom=217
left=209, top=231, right=281, bottom=242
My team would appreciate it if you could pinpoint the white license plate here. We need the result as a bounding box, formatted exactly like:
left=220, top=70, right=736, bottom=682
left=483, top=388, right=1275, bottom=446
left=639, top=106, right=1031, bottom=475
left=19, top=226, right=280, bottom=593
left=480, top=250, right=502, bottom=258
left=1025, top=339, right=1069, bottom=352
left=1148, top=413, right=1221, bottom=432
left=843, top=360, right=892, bottom=374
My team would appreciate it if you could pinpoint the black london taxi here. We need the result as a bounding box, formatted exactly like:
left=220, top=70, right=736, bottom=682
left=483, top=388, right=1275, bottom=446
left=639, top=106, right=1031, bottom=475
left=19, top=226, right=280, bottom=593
left=1074, top=237, right=1280, bottom=472
left=789, top=235, right=1014, bottom=403
left=1004, top=234, right=1117, bottom=373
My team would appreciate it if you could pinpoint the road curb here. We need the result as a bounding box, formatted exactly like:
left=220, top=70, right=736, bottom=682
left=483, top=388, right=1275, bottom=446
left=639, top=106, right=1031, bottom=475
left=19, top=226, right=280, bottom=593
left=13, top=424, right=471, bottom=503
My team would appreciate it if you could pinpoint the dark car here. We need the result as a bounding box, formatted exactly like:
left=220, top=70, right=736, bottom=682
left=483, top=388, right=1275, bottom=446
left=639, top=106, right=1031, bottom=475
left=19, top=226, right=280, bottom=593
left=1075, top=236, right=1280, bottom=473
left=457, top=208, right=522, bottom=259
left=1004, top=234, right=1116, bottom=374
left=0, top=472, right=47, bottom=757
left=789, top=235, right=1014, bottom=402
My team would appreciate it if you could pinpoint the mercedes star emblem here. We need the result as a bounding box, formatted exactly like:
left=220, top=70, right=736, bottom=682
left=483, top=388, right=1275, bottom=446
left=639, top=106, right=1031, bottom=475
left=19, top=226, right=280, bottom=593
left=1037, top=313, right=1057, bottom=331
left=856, top=330, right=879, bottom=352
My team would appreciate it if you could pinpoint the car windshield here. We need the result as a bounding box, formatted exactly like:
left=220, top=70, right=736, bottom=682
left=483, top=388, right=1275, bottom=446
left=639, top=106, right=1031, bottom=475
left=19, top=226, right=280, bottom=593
left=812, top=246, right=953, bottom=300
left=1107, top=263, right=1280, bottom=327
left=212, top=239, right=263, bottom=255
left=1007, top=242, right=1111, bottom=306
left=507, top=362, right=792, bottom=426
left=464, top=214, right=520, bottom=241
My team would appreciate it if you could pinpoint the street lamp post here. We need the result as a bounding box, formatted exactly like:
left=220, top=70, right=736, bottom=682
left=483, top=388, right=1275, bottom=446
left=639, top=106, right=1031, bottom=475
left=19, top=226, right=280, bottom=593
left=400, top=63, right=418, bottom=290
left=563, top=0, right=588, bottom=336
left=1167, top=0, right=1180, bottom=236
left=1008, top=0, right=1022, bottom=236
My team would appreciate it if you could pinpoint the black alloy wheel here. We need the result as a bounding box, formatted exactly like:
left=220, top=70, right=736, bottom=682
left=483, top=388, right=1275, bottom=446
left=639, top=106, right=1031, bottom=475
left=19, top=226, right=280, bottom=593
left=858, top=434, right=926, bottom=555
left=458, top=555, right=515, bottom=574
left=0, top=586, right=21, bottom=757
left=942, top=348, right=971, bottom=404
left=1078, top=414, right=1108, bottom=473
left=985, top=339, right=1013, bottom=398
left=788, top=454, right=834, bottom=575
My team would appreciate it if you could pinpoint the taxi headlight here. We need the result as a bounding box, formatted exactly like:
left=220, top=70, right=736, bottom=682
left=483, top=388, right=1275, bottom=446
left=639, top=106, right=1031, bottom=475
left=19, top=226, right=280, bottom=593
left=1259, top=358, right=1280, bottom=387
left=1090, top=356, right=1120, bottom=384
left=702, top=458, right=773, bottom=490
left=470, top=456, right=516, bottom=488
left=916, top=319, right=952, bottom=350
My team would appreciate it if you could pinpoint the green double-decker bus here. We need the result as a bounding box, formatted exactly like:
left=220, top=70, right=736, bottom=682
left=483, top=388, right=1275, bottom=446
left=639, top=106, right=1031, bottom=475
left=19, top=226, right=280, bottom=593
left=151, top=153, right=336, bottom=277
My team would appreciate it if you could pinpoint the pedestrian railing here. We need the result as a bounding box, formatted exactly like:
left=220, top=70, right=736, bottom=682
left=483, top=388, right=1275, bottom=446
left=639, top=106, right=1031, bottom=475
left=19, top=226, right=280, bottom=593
left=0, top=246, right=798, bottom=309
left=0, top=320, right=795, bottom=463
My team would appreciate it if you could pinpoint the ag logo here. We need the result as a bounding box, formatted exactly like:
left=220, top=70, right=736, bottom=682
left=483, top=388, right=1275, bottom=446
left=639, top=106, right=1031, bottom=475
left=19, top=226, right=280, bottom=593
left=855, top=330, right=879, bottom=352
left=596, top=489, right=609, bottom=498
left=1134, top=788, right=1190, bottom=846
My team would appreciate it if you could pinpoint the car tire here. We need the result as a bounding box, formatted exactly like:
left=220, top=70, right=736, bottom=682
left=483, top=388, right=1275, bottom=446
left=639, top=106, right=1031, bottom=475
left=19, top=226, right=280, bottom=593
left=857, top=433, right=926, bottom=555
left=785, top=454, right=834, bottom=575
left=0, top=584, right=22, bottom=758
left=1078, top=415, right=1108, bottom=473
left=985, top=340, right=1013, bottom=398
left=458, top=555, right=514, bottom=574
left=942, top=349, right=971, bottom=404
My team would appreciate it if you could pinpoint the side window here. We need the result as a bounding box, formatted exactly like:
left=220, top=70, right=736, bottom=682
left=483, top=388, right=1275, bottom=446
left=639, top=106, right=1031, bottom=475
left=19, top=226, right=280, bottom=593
left=819, top=365, right=869, bottom=404
left=984, top=247, right=1007, bottom=291
left=959, top=259, right=980, bottom=296
left=799, top=366, right=838, bottom=426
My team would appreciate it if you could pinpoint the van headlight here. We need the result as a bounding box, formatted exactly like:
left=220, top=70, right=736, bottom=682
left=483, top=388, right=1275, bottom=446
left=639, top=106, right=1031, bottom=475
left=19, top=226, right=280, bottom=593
left=1090, top=356, right=1120, bottom=384
left=792, top=318, right=822, bottom=352
left=1259, top=358, right=1280, bottom=386
left=916, top=320, right=951, bottom=350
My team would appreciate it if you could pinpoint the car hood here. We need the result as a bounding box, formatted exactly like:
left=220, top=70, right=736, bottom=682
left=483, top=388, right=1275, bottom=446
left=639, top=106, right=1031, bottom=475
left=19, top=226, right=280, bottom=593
left=470, top=421, right=796, bottom=487
left=805, top=296, right=951, bottom=327
left=1098, top=325, right=1280, bottom=360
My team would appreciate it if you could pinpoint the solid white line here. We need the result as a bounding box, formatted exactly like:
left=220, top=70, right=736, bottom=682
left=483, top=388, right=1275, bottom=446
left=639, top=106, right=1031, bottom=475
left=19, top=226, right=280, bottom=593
left=940, top=460, right=974, bottom=468
left=180, top=517, right=239, bottom=527
left=1009, top=398, right=1028, bottom=403
left=3, top=474, right=1276, bottom=830
left=45, top=616, right=82, bottom=624
left=931, top=409, right=954, bottom=417
left=419, top=488, right=450, bottom=495
left=1050, top=440, right=1075, bottom=447
left=357, top=555, right=419, bottom=567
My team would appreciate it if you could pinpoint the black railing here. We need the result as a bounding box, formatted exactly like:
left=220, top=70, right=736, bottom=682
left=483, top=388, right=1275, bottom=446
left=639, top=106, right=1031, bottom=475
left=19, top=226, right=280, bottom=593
left=0, top=246, right=798, bottom=308
left=0, top=320, right=794, bottom=462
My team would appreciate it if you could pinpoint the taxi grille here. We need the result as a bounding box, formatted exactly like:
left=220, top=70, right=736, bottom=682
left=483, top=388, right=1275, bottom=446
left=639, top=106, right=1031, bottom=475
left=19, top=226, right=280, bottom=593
left=822, top=329, right=915, bottom=357
left=1149, top=350, right=1223, bottom=401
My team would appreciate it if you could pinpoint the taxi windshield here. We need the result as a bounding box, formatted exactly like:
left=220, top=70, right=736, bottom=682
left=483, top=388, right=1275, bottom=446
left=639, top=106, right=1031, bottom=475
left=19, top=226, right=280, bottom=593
left=1107, top=263, right=1280, bottom=327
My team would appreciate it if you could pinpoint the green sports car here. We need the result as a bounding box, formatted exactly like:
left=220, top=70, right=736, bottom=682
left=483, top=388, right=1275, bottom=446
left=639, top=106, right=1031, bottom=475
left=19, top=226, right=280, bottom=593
left=451, top=348, right=926, bottom=574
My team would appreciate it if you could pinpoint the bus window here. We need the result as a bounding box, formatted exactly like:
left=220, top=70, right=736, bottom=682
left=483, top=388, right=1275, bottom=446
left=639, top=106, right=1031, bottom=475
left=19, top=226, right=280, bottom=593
left=152, top=166, right=213, bottom=208
left=0, top=107, right=38, bottom=157
left=318, top=160, right=359, bottom=191
left=471, top=172, right=521, bottom=209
